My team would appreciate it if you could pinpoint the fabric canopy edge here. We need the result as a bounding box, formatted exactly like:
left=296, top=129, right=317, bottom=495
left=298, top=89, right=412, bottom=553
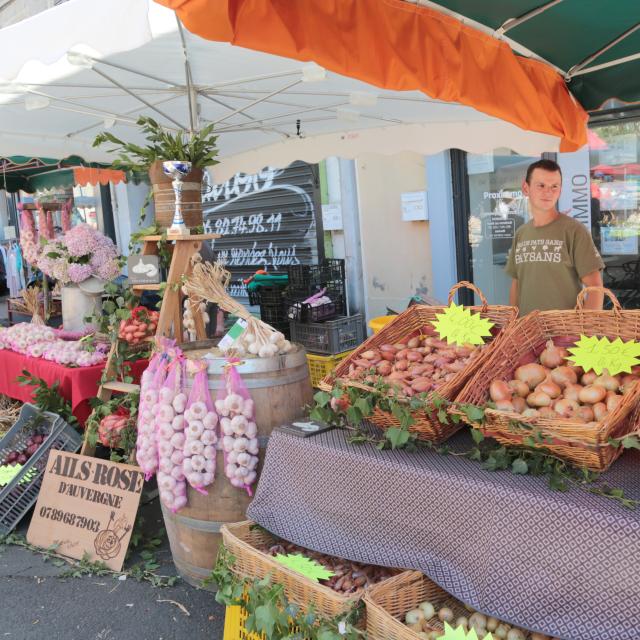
left=156, top=0, right=588, bottom=152
left=209, top=120, right=561, bottom=183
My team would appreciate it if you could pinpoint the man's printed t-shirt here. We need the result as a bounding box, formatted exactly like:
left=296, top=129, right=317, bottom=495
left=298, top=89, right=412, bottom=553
left=505, top=214, right=604, bottom=315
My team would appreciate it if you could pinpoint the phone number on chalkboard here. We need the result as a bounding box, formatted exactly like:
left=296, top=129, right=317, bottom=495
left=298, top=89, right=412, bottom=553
left=212, top=213, right=282, bottom=237
left=39, top=506, right=101, bottom=532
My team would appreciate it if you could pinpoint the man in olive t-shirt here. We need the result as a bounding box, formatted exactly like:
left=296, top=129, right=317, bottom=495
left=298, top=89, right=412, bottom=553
left=506, top=159, right=604, bottom=315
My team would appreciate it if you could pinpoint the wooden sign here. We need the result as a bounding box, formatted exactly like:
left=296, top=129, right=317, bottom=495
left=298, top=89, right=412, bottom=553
left=127, top=255, right=161, bottom=285
left=27, top=451, right=144, bottom=571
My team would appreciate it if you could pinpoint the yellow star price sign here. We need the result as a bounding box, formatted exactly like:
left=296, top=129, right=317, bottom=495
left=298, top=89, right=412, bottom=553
left=567, top=335, right=640, bottom=376
left=439, top=623, right=494, bottom=640
left=431, top=303, right=494, bottom=347
left=273, top=554, right=335, bottom=583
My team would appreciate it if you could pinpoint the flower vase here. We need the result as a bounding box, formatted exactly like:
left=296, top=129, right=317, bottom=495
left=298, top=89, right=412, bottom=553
left=61, top=283, right=102, bottom=332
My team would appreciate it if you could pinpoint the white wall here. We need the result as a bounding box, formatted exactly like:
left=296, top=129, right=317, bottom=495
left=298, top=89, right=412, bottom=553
left=355, top=152, right=433, bottom=323
left=111, top=181, right=154, bottom=268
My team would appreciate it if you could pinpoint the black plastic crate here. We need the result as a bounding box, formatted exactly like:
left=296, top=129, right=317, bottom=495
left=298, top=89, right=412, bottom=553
left=248, top=285, right=287, bottom=306
left=259, top=301, right=287, bottom=326
left=290, top=314, right=365, bottom=355
left=0, top=404, right=82, bottom=534
left=285, top=287, right=345, bottom=323
left=287, top=259, right=345, bottom=293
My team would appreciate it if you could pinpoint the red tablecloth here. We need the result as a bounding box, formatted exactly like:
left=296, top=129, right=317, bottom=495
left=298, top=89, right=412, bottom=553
left=0, top=349, right=148, bottom=426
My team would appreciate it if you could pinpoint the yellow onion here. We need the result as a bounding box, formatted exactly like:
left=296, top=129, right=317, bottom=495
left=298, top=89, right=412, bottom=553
left=526, top=391, right=552, bottom=407
left=549, top=366, right=578, bottom=388
left=578, top=384, right=607, bottom=404
left=489, top=380, right=512, bottom=403
left=515, top=363, right=547, bottom=390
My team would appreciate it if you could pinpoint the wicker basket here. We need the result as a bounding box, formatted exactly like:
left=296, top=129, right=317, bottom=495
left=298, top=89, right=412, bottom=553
left=365, top=571, right=469, bottom=640
left=454, top=287, right=640, bottom=471
left=221, top=520, right=397, bottom=622
left=320, top=282, right=517, bottom=443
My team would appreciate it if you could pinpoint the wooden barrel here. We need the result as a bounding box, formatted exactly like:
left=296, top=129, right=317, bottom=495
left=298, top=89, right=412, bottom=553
left=148, top=160, right=204, bottom=229
left=161, top=343, right=313, bottom=589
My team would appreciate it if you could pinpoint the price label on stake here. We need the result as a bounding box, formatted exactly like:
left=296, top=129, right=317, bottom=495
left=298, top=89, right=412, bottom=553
left=273, top=554, right=335, bottom=583
left=567, top=335, right=640, bottom=376
left=431, top=303, right=494, bottom=347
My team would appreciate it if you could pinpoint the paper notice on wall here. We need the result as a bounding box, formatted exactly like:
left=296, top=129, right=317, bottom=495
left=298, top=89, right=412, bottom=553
left=321, top=203, right=343, bottom=231
left=401, top=191, right=428, bottom=221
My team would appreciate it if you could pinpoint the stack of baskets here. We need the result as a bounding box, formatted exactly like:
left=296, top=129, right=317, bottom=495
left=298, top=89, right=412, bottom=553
left=284, top=260, right=365, bottom=387
left=455, top=287, right=640, bottom=471
left=321, top=282, right=517, bottom=444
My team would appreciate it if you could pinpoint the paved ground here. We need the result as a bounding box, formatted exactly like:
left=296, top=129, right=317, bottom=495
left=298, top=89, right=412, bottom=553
left=0, top=496, right=227, bottom=640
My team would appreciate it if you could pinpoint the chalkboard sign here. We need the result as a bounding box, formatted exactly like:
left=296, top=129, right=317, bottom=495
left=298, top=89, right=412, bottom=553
left=201, top=162, right=323, bottom=299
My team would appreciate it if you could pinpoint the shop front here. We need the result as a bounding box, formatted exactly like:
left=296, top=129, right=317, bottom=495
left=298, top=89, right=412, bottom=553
left=448, top=111, right=640, bottom=310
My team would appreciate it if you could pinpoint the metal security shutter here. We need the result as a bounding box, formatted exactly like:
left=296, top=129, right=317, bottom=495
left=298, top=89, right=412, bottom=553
left=202, top=162, right=323, bottom=299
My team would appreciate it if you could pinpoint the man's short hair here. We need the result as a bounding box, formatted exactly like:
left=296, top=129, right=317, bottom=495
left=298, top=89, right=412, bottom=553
left=525, top=159, right=562, bottom=184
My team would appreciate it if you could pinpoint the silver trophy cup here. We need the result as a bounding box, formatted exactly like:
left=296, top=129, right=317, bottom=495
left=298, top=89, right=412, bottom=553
left=162, top=160, right=192, bottom=235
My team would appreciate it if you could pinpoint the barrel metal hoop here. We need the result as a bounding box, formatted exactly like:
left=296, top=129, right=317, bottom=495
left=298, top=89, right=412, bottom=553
left=204, top=368, right=309, bottom=389
left=167, top=512, right=225, bottom=533
left=173, top=557, right=217, bottom=579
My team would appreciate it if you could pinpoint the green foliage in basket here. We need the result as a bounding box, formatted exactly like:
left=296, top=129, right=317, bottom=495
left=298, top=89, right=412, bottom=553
left=207, top=546, right=365, bottom=640
left=93, top=116, right=219, bottom=172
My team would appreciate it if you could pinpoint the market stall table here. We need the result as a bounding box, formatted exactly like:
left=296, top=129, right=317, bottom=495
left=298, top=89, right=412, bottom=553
left=247, top=426, right=640, bottom=640
left=0, top=348, right=148, bottom=426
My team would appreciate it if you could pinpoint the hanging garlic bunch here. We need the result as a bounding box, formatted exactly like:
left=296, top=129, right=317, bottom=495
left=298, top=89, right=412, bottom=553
left=182, top=260, right=294, bottom=358
left=216, top=393, right=259, bottom=490
left=182, top=400, right=218, bottom=491
left=182, top=298, right=210, bottom=342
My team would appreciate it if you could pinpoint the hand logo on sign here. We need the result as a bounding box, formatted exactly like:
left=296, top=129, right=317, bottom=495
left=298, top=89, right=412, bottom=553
left=93, top=511, right=132, bottom=561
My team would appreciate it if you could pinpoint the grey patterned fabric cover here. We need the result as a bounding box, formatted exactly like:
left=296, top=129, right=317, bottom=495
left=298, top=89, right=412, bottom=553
left=247, top=427, right=640, bottom=640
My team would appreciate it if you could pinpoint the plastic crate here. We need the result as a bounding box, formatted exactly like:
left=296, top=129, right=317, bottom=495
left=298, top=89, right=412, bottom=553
left=0, top=404, right=82, bottom=534
left=285, top=286, right=345, bottom=323
left=248, top=285, right=286, bottom=306
left=223, top=603, right=306, bottom=640
left=306, top=351, right=353, bottom=387
left=290, top=314, right=365, bottom=355
left=287, top=259, right=345, bottom=292
left=259, top=301, right=287, bottom=326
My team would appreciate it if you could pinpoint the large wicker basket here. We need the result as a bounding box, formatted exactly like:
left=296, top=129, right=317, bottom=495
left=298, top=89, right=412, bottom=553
left=221, top=520, right=399, bottom=622
left=365, top=571, right=469, bottom=640
left=454, top=287, right=640, bottom=471
left=320, top=282, right=517, bottom=443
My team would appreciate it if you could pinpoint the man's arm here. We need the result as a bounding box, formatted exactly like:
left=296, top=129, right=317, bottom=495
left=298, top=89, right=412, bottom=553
left=581, top=270, right=604, bottom=310
left=509, top=279, right=518, bottom=307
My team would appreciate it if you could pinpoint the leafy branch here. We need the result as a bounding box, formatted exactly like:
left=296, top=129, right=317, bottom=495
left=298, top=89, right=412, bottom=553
left=93, top=116, right=219, bottom=172
left=206, top=546, right=365, bottom=640
left=0, top=533, right=179, bottom=587
left=16, top=371, right=77, bottom=427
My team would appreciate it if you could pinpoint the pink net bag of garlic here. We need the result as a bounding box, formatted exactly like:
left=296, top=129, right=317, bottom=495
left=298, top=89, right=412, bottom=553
left=155, top=354, right=189, bottom=512
left=182, top=358, right=218, bottom=494
left=216, top=359, right=259, bottom=495
left=136, top=349, right=170, bottom=479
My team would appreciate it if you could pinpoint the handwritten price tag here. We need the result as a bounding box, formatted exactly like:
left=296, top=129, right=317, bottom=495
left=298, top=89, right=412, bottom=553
left=431, top=303, right=494, bottom=347
left=567, top=335, right=640, bottom=375
left=440, top=624, right=494, bottom=640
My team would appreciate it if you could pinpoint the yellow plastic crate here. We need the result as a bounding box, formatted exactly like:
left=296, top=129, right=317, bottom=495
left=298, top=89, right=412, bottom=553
left=306, top=350, right=353, bottom=388
left=223, top=604, right=307, bottom=639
